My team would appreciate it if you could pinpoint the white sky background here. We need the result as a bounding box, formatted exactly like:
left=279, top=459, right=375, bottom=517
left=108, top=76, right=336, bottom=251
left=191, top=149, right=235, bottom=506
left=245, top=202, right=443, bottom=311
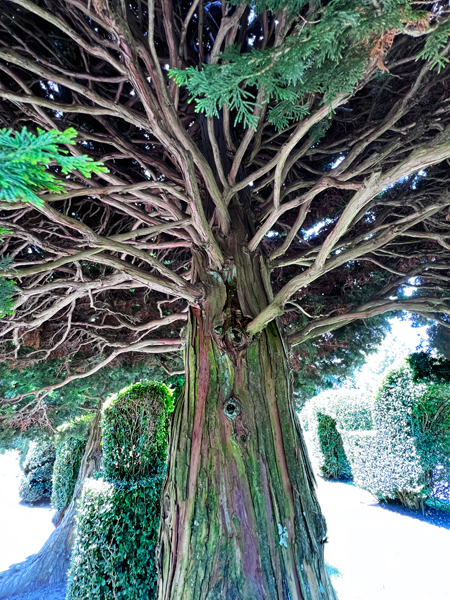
left=345, top=317, right=429, bottom=394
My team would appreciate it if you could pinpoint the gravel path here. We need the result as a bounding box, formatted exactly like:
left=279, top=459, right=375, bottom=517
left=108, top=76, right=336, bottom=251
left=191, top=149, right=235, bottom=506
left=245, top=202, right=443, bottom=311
left=7, top=584, right=67, bottom=600
left=0, top=451, right=56, bottom=573
left=318, top=477, right=450, bottom=600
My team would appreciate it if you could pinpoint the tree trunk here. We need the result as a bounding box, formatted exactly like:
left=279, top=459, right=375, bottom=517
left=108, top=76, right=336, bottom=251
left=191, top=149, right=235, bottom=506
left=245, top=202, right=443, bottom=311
left=157, top=234, right=336, bottom=600
left=0, top=411, right=102, bottom=599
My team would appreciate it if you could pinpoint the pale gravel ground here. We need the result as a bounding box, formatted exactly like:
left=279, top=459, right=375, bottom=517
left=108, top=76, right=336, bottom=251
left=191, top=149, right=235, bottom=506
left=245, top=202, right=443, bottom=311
left=7, top=584, right=67, bottom=600
left=0, top=451, right=65, bottom=600
left=0, top=451, right=56, bottom=572
left=318, top=477, right=450, bottom=600
left=2, top=451, right=450, bottom=600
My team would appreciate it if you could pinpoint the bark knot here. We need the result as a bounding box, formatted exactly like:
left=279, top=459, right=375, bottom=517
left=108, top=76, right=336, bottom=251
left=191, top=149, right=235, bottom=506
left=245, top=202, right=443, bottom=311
left=223, top=397, right=241, bottom=421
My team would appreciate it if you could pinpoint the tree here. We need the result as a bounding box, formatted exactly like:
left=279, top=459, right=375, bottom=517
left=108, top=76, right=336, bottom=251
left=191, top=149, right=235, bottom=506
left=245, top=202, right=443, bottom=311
left=2, top=1, right=450, bottom=598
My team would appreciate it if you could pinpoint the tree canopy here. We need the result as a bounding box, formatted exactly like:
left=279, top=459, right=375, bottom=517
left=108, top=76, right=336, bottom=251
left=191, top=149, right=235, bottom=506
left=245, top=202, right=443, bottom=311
left=1, top=0, right=450, bottom=428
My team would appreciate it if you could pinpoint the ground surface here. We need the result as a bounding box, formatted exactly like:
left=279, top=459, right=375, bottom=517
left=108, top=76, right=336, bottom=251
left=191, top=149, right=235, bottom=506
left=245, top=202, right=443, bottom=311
left=0, top=451, right=66, bottom=600
left=1, top=452, right=450, bottom=599
left=7, top=584, right=67, bottom=600
left=0, top=451, right=55, bottom=572
left=318, top=477, right=450, bottom=600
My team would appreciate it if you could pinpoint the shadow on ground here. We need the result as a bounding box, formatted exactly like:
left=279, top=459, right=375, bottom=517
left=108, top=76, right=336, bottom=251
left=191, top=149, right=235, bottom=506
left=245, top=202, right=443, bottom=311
left=371, top=500, right=450, bottom=530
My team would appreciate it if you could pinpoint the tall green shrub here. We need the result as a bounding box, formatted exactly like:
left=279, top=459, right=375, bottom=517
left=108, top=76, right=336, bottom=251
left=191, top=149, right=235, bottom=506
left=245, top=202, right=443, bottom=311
left=102, top=381, right=172, bottom=481
left=317, top=413, right=352, bottom=480
left=18, top=441, right=56, bottom=503
left=51, top=415, right=94, bottom=515
left=67, top=381, right=173, bottom=600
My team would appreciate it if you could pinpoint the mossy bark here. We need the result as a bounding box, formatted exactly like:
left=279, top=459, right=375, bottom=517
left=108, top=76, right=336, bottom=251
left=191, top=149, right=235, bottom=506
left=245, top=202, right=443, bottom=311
left=157, top=239, right=336, bottom=600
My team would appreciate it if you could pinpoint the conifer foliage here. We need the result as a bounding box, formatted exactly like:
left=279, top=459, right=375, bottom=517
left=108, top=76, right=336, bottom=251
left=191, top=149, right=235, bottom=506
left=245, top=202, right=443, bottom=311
left=0, top=127, right=107, bottom=206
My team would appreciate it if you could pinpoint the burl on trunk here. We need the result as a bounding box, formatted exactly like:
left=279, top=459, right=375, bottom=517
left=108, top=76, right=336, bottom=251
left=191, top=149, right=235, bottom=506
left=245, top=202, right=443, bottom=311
left=157, top=237, right=336, bottom=600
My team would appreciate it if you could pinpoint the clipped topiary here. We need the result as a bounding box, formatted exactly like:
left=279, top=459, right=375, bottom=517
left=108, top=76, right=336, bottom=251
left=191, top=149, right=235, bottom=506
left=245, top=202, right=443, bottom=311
left=51, top=414, right=94, bottom=516
left=317, top=413, right=352, bottom=480
left=67, top=380, right=173, bottom=600
left=102, top=381, right=172, bottom=481
left=18, top=441, right=56, bottom=503
left=302, top=389, right=373, bottom=480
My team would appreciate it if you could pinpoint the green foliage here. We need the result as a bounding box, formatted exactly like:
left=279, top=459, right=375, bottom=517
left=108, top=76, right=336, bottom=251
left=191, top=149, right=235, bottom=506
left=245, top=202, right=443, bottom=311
left=302, top=389, right=373, bottom=480
left=411, top=383, right=450, bottom=495
left=55, top=413, right=95, bottom=444
left=67, top=381, right=171, bottom=600
left=424, top=320, right=450, bottom=358
left=52, top=437, right=86, bottom=513
left=0, top=277, right=16, bottom=318
left=292, top=314, right=389, bottom=409
left=407, top=351, right=450, bottom=383
left=0, top=358, right=175, bottom=443
left=66, top=476, right=163, bottom=600
left=0, top=127, right=107, bottom=207
left=51, top=415, right=93, bottom=514
left=317, top=413, right=352, bottom=480
left=102, top=380, right=174, bottom=481
left=171, top=0, right=424, bottom=129
left=18, top=441, right=56, bottom=503
left=0, top=227, right=15, bottom=318
left=417, top=18, right=450, bottom=72
left=346, top=365, right=450, bottom=509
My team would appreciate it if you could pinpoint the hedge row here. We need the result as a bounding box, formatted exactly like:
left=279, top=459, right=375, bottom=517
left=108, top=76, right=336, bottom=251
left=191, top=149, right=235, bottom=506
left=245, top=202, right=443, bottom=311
left=51, top=415, right=94, bottom=516
left=303, top=360, right=450, bottom=509
left=346, top=366, right=450, bottom=509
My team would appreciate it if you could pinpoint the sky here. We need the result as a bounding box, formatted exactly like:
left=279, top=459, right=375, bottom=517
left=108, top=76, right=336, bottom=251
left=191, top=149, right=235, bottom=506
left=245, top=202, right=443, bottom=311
left=346, top=316, right=429, bottom=393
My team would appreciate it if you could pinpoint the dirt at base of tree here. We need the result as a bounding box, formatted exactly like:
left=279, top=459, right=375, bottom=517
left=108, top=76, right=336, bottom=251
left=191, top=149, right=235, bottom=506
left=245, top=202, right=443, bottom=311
left=8, top=584, right=66, bottom=600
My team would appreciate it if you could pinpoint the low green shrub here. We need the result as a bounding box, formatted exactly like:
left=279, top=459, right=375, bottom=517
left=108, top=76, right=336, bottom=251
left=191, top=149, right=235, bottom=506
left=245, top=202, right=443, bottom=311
left=18, top=441, right=56, bottom=503
left=302, top=389, right=373, bottom=480
left=67, top=380, right=174, bottom=600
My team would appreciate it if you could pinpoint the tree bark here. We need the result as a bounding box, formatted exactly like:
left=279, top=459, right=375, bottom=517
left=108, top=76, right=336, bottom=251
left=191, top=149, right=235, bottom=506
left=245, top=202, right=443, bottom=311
left=157, top=233, right=336, bottom=600
left=0, top=411, right=102, bottom=599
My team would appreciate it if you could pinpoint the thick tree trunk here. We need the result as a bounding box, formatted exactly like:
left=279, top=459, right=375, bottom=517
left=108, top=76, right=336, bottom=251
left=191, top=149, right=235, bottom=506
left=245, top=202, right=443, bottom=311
left=0, top=411, right=102, bottom=599
left=157, top=236, right=336, bottom=600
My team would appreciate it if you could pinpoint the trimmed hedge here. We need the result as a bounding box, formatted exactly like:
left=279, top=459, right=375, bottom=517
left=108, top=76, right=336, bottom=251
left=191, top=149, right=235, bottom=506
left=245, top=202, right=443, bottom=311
left=18, top=441, right=56, bottom=503
left=304, top=362, right=450, bottom=509
left=67, top=476, right=163, bottom=599
left=317, top=413, right=352, bottom=480
left=102, top=380, right=173, bottom=481
left=67, top=380, right=174, bottom=600
left=303, top=389, right=373, bottom=480
left=346, top=366, right=450, bottom=509
left=51, top=415, right=93, bottom=514
left=51, top=438, right=85, bottom=512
